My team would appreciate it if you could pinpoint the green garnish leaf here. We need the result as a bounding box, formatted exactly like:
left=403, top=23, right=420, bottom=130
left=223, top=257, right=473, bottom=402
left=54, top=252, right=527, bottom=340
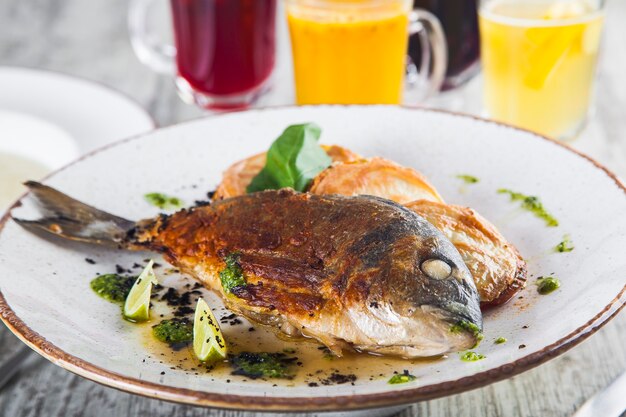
left=219, top=252, right=246, bottom=294
left=152, top=318, right=193, bottom=345
left=144, top=192, right=184, bottom=210
left=90, top=274, right=135, bottom=304
left=456, top=174, right=479, bottom=184
left=388, top=370, right=417, bottom=384
left=460, top=351, right=486, bottom=362
left=497, top=189, right=559, bottom=227
left=450, top=320, right=484, bottom=347
left=494, top=337, right=507, bottom=344
left=536, top=276, right=561, bottom=295
left=229, top=352, right=297, bottom=379
left=555, top=234, right=574, bottom=253
left=246, top=123, right=331, bottom=193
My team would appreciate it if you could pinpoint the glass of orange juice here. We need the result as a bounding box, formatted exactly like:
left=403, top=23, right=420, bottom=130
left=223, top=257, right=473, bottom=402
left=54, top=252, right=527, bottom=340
left=479, top=0, right=605, bottom=140
left=286, top=0, right=448, bottom=105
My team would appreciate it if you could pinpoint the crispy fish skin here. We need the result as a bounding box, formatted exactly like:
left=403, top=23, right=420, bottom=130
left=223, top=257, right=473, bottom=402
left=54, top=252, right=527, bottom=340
left=128, top=189, right=482, bottom=357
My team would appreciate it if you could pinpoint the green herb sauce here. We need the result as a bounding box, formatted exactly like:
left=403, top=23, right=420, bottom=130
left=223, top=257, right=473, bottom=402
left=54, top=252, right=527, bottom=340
left=460, top=351, right=486, bottom=362
left=450, top=320, right=484, bottom=347
left=555, top=234, right=574, bottom=253
left=536, top=276, right=561, bottom=295
left=388, top=370, right=417, bottom=384
left=219, top=252, right=246, bottom=294
left=90, top=274, right=135, bottom=304
left=152, top=318, right=193, bottom=345
left=144, top=192, right=184, bottom=210
left=456, top=174, right=479, bottom=184
left=229, top=352, right=296, bottom=379
left=494, top=337, right=507, bottom=344
left=497, top=189, right=559, bottom=227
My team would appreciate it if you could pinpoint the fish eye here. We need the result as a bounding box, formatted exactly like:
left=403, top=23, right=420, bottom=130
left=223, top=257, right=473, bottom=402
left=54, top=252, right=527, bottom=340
left=420, top=259, right=452, bottom=280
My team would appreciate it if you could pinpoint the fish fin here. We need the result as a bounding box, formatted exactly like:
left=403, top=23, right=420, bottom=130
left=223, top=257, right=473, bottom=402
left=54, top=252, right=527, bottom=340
left=12, top=181, right=135, bottom=247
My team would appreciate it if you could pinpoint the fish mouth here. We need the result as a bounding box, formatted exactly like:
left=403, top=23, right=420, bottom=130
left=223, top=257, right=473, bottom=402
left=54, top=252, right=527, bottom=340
left=438, top=300, right=483, bottom=333
left=432, top=299, right=484, bottom=350
left=370, top=302, right=480, bottom=358
left=355, top=302, right=483, bottom=358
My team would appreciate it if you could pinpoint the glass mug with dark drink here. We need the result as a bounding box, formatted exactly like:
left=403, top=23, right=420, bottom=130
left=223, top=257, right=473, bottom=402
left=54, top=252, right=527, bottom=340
left=408, top=0, right=480, bottom=90
left=129, top=0, right=277, bottom=110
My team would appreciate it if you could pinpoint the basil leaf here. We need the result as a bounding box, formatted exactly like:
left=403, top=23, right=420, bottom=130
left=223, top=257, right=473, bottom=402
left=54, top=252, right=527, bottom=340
left=246, top=123, right=332, bottom=193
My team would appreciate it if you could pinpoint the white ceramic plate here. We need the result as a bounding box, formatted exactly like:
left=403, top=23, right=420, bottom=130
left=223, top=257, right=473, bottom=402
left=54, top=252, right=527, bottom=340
left=0, top=106, right=624, bottom=412
left=0, top=66, right=155, bottom=156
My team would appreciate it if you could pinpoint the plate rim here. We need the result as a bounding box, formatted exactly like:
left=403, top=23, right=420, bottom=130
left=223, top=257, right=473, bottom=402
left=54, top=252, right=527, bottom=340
left=0, top=105, right=624, bottom=412
left=0, top=65, right=157, bottom=131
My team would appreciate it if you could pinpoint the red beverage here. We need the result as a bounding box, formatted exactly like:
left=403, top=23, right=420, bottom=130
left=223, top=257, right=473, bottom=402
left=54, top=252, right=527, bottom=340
left=170, top=0, right=277, bottom=108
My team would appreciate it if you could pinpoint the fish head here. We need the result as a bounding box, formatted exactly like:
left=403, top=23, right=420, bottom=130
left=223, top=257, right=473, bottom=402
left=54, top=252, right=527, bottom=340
left=348, top=201, right=483, bottom=357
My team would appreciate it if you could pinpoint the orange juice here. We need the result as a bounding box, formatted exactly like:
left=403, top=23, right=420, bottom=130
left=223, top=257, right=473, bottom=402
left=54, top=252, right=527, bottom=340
left=287, top=0, right=411, bottom=104
left=480, top=0, right=604, bottom=139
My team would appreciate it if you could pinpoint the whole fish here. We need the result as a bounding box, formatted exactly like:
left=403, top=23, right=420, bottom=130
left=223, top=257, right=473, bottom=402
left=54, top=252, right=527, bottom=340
left=14, top=182, right=482, bottom=358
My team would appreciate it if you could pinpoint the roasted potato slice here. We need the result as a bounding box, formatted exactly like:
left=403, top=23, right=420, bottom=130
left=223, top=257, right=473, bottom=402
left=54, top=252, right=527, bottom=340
left=214, top=145, right=361, bottom=200
left=310, top=158, right=444, bottom=204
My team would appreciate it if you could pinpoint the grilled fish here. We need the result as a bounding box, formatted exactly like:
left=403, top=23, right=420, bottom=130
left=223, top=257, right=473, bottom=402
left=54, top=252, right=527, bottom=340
left=14, top=182, right=482, bottom=358
left=215, top=153, right=527, bottom=307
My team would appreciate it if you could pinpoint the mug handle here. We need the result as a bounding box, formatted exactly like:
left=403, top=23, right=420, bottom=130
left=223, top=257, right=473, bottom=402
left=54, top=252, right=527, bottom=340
left=405, top=9, right=448, bottom=102
left=128, top=0, right=176, bottom=75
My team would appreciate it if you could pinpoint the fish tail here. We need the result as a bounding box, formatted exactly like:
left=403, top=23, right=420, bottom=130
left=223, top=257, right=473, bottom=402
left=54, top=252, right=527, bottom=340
left=12, top=181, right=137, bottom=248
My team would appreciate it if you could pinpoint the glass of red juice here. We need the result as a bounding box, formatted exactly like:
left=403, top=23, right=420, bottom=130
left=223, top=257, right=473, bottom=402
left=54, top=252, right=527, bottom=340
left=408, top=0, right=480, bottom=91
left=129, top=0, right=277, bottom=110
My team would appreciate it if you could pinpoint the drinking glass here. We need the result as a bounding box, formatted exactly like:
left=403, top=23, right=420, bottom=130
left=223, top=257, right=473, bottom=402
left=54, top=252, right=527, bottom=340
left=479, top=0, right=605, bottom=140
left=129, top=0, right=277, bottom=110
left=285, top=0, right=448, bottom=105
left=409, top=0, right=481, bottom=91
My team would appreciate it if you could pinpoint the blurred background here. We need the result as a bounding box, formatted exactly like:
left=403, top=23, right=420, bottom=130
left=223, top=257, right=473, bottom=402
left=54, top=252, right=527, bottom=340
left=0, top=1, right=624, bottom=416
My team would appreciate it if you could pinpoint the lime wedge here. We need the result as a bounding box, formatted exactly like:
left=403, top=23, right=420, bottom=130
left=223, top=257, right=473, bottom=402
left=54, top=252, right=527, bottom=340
left=123, top=260, right=158, bottom=322
left=193, top=298, right=227, bottom=363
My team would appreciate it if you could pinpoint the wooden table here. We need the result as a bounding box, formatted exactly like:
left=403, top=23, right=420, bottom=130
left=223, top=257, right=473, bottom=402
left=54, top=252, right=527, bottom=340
left=0, top=1, right=624, bottom=416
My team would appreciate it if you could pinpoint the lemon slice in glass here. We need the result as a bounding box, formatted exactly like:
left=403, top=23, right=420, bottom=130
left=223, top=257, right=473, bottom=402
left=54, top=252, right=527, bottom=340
left=193, top=298, right=227, bottom=363
left=123, top=260, right=157, bottom=322
left=543, top=1, right=589, bottom=20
